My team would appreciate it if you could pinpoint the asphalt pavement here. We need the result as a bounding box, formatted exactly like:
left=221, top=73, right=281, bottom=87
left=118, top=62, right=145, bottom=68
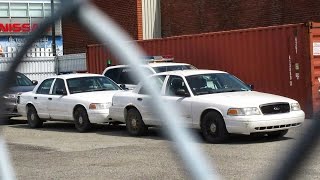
left=1, top=118, right=319, bottom=180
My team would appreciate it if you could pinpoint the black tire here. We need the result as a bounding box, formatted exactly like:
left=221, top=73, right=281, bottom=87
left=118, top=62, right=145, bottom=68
left=126, top=108, right=148, bottom=136
left=74, top=107, right=92, bottom=133
left=27, top=106, right=43, bottom=128
left=201, top=111, right=228, bottom=143
left=267, top=130, right=288, bottom=138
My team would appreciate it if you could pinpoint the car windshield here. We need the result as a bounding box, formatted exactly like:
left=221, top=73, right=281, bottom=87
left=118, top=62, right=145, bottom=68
left=186, top=73, right=251, bottom=95
left=67, top=76, right=121, bottom=94
left=0, top=72, right=33, bottom=86
left=153, top=65, right=196, bottom=73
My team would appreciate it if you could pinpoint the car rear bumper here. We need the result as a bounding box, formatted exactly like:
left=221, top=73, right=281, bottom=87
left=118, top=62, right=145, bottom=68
left=224, top=111, right=305, bottom=135
left=2, top=101, right=21, bottom=118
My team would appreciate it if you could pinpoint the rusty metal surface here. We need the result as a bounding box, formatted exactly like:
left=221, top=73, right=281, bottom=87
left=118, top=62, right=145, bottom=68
left=87, top=23, right=320, bottom=117
left=309, top=22, right=320, bottom=118
left=87, top=44, right=118, bottom=73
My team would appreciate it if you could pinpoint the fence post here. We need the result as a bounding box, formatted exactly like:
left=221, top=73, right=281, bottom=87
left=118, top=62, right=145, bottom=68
left=55, top=56, right=60, bottom=75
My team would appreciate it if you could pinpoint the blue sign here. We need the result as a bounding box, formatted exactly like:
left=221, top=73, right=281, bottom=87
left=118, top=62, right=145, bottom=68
left=0, top=36, right=63, bottom=57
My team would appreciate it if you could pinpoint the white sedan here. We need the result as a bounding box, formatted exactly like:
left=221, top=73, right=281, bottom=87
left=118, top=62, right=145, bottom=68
left=17, top=73, right=122, bottom=132
left=110, top=70, right=305, bottom=143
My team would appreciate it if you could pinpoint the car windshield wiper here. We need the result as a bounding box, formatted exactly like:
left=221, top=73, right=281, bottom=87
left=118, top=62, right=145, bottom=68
left=201, top=89, right=246, bottom=94
left=220, top=89, right=248, bottom=92
left=91, top=88, right=112, bottom=91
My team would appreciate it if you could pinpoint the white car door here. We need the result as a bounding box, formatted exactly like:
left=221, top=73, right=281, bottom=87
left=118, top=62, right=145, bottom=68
left=133, top=75, right=167, bottom=125
left=163, top=75, right=193, bottom=126
left=47, top=78, right=71, bottom=120
left=33, top=78, right=55, bottom=119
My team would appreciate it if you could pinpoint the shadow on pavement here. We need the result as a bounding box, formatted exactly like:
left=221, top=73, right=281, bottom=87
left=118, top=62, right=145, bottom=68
left=7, top=120, right=294, bottom=144
left=222, top=134, right=293, bottom=145
left=8, top=121, right=166, bottom=141
left=95, top=125, right=166, bottom=140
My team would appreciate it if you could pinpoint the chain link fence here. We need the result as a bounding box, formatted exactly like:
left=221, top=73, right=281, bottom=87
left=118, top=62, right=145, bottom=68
left=0, top=0, right=319, bottom=179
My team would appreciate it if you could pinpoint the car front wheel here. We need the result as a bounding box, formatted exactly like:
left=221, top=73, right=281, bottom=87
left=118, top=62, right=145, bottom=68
left=27, top=106, right=43, bottom=128
left=201, top=111, right=228, bottom=143
left=126, top=108, right=148, bottom=136
left=74, top=107, right=92, bottom=132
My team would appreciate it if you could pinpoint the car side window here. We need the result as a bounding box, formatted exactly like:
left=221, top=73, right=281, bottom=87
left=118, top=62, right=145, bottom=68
left=104, top=68, right=121, bottom=84
left=165, top=75, right=189, bottom=96
left=118, top=67, right=154, bottom=85
left=118, top=68, right=136, bottom=85
left=36, top=78, right=54, bottom=94
left=138, top=75, right=166, bottom=95
left=52, top=78, right=67, bottom=95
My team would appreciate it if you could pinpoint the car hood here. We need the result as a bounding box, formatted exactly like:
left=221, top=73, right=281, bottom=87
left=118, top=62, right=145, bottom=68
left=69, top=90, right=121, bottom=103
left=9, top=86, right=35, bottom=93
left=194, top=91, right=297, bottom=107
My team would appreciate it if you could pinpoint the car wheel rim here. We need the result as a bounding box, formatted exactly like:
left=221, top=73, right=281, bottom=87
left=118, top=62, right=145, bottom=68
left=78, top=116, right=83, bottom=125
left=210, top=123, right=217, bottom=133
left=131, top=118, right=137, bottom=129
left=30, top=113, right=35, bottom=121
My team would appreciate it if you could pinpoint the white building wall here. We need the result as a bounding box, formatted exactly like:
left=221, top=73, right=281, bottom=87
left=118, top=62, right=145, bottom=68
left=0, top=57, right=55, bottom=81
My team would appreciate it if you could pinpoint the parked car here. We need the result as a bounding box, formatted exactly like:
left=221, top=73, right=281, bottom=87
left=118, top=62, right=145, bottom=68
left=109, top=69, right=305, bottom=143
left=17, top=73, right=121, bottom=132
left=102, top=56, right=196, bottom=89
left=1, top=71, right=37, bottom=119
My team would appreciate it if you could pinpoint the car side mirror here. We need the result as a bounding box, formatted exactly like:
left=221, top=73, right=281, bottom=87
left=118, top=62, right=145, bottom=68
left=32, top=80, right=38, bottom=85
left=248, top=84, right=254, bottom=90
left=175, top=89, right=190, bottom=97
left=56, top=89, right=67, bottom=95
left=120, top=84, right=128, bottom=90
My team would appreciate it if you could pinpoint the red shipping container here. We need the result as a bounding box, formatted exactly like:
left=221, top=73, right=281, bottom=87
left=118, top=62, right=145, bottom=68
left=87, top=22, right=320, bottom=118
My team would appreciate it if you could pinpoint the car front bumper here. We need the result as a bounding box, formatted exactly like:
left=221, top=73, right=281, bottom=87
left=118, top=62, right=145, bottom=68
left=224, top=110, right=305, bottom=135
left=87, top=109, right=111, bottom=124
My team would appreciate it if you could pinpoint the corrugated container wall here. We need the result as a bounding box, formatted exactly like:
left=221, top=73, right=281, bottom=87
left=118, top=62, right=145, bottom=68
left=87, top=22, right=320, bottom=118
left=309, top=22, right=320, bottom=118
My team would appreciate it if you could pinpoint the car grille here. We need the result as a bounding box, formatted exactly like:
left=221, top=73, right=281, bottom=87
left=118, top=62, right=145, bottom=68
left=254, top=123, right=301, bottom=131
left=260, top=102, right=290, bottom=115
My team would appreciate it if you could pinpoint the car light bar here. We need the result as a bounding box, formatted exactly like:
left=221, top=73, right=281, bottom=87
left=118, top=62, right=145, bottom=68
left=142, top=55, right=174, bottom=63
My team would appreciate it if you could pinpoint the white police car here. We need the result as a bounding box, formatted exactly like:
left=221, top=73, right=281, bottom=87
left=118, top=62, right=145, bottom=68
left=109, top=70, right=305, bottom=143
left=102, top=55, right=196, bottom=89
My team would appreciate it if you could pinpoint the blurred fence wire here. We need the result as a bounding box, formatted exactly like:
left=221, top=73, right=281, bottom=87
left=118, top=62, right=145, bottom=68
left=0, top=0, right=319, bottom=180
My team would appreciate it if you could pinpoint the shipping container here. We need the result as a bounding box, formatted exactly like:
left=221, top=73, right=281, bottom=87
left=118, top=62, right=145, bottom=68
left=87, top=22, right=320, bottom=118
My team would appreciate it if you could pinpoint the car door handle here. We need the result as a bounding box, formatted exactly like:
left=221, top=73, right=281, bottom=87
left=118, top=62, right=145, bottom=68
left=137, top=98, right=143, bottom=101
left=34, top=97, right=37, bottom=100
left=48, top=98, right=52, bottom=100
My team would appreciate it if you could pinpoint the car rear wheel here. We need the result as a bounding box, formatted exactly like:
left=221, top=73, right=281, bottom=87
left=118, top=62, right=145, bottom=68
left=74, top=107, right=92, bottom=132
left=267, top=130, right=288, bottom=138
left=201, top=111, right=228, bottom=143
left=126, top=108, right=148, bottom=136
left=27, top=106, right=43, bottom=128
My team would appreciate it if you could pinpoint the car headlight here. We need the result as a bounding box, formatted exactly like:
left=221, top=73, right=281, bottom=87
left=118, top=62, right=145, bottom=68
left=227, top=107, right=261, bottom=116
left=3, top=93, right=17, bottom=99
left=291, top=103, right=301, bottom=111
left=89, top=103, right=111, bottom=110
